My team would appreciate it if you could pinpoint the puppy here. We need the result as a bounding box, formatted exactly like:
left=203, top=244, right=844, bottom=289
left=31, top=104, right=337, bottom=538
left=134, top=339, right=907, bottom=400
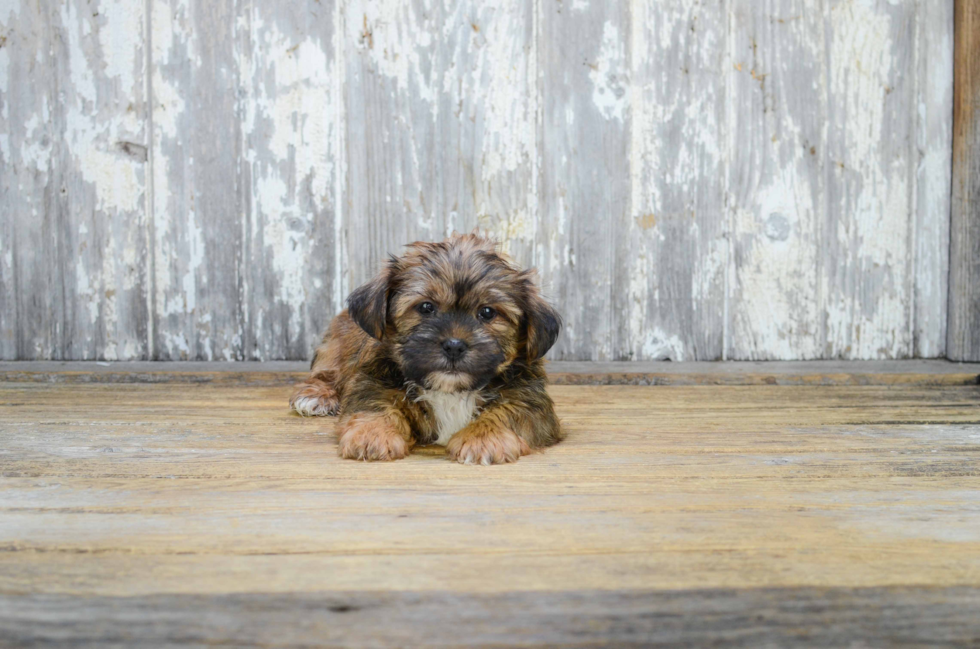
left=289, top=233, right=563, bottom=465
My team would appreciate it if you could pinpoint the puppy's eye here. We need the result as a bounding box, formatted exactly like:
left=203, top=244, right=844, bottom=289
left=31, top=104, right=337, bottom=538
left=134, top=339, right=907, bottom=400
left=477, top=306, right=497, bottom=322
left=418, top=302, right=435, bottom=315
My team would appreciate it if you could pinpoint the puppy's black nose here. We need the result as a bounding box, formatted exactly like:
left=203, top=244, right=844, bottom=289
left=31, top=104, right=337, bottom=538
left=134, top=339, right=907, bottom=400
left=441, top=338, right=468, bottom=361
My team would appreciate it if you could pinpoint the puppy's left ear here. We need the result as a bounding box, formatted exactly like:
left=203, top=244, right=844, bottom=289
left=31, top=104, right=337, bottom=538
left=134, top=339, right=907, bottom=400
left=347, top=257, right=398, bottom=340
left=522, top=274, right=562, bottom=360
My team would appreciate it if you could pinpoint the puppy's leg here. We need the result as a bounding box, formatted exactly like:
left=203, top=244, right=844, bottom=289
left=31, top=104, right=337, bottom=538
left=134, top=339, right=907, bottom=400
left=289, top=371, right=340, bottom=417
left=337, top=409, right=414, bottom=461
left=446, top=413, right=531, bottom=466
left=290, top=331, right=346, bottom=417
left=447, top=381, right=561, bottom=466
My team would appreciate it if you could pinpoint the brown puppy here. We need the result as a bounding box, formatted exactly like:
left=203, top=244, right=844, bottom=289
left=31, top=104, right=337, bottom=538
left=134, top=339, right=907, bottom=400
left=290, top=233, right=563, bottom=464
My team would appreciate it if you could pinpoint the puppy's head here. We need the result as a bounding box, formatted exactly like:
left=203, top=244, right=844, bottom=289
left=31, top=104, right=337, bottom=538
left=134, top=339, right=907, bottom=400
left=348, top=234, right=561, bottom=392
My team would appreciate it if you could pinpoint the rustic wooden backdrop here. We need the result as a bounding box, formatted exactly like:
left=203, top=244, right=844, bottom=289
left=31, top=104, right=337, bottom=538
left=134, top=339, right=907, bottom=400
left=0, top=0, right=963, bottom=362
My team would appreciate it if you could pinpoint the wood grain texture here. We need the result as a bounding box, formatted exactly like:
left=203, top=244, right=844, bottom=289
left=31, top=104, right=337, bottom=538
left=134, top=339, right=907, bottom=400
left=626, top=0, right=727, bottom=361
left=150, top=0, right=246, bottom=361
left=241, top=0, right=341, bottom=361
left=949, top=0, right=980, bottom=361
left=344, top=0, right=447, bottom=289
left=729, top=0, right=826, bottom=360
left=0, top=0, right=958, bottom=362
left=824, top=0, right=919, bottom=360
left=0, top=378, right=979, bottom=644
left=0, top=0, right=149, bottom=361
left=914, top=0, right=954, bottom=358
left=538, top=0, right=630, bottom=361
left=344, top=0, right=537, bottom=291
left=729, top=0, right=949, bottom=361
left=3, top=588, right=980, bottom=647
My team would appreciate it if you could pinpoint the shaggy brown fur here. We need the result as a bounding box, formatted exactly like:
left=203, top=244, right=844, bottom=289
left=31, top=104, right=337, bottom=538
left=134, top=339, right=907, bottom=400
left=289, top=233, right=563, bottom=464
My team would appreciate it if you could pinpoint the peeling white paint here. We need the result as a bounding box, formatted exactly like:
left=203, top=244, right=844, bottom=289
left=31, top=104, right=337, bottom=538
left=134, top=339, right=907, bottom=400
left=64, top=0, right=144, bottom=215
left=733, top=163, right=821, bottom=360
left=97, top=0, right=141, bottom=94
left=0, top=0, right=956, bottom=361
left=829, top=0, right=892, bottom=167
left=627, top=249, right=651, bottom=357
left=825, top=0, right=910, bottom=359
left=353, top=0, right=437, bottom=106
left=626, top=0, right=727, bottom=360
left=150, top=72, right=185, bottom=138
left=180, top=209, right=204, bottom=316
left=75, top=254, right=99, bottom=325
left=913, top=2, right=953, bottom=358
left=640, top=328, right=686, bottom=362
left=0, top=36, right=9, bottom=162
left=164, top=331, right=191, bottom=359
left=693, top=234, right=727, bottom=306
left=472, top=3, right=534, bottom=180
left=19, top=113, right=51, bottom=170
left=589, top=21, right=629, bottom=122
left=62, top=2, right=96, bottom=104
left=246, top=11, right=337, bottom=355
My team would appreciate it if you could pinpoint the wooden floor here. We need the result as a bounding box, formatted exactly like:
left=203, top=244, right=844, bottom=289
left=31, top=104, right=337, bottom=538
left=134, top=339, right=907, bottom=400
left=1, top=364, right=980, bottom=646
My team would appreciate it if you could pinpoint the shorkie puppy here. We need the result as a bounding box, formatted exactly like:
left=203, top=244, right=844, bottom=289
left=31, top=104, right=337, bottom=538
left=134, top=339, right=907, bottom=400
left=289, top=233, right=563, bottom=465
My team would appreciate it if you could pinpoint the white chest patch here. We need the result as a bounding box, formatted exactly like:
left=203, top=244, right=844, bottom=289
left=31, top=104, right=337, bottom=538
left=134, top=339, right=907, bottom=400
left=415, top=390, right=478, bottom=446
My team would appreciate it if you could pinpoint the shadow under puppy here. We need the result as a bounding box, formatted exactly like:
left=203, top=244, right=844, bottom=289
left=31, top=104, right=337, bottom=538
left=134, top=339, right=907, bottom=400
left=290, top=234, right=563, bottom=465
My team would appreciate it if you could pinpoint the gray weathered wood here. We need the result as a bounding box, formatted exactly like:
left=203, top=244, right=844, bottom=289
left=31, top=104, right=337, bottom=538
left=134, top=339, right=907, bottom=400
left=914, top=0, right=954, bottom=358
left=730, top=0, right=937, bottom=361
left=242, top=1, right=341, bottom=360
left=539, top=0, right=630, bottom=361
left=150, top=0, right=246, bottom=361
left=0, top=0, right=959, bottom=362
left=2, top=587, right=979, bottom=648
left=728, top=0, right=827, bottom=360
left=344, top=0, right=536, bottom=292
left=0, top=0, right=149, bottom=360
left=949, top=0, right=980, bottom=361
left=823, top=0, right=918, bottom=359
left=627, top=0, right=727, bottom=361
left=344, top=0, right=448, bottom=289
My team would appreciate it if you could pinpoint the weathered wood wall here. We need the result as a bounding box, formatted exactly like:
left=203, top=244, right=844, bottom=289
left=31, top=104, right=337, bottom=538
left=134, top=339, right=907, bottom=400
left=949, top=0, right=980, bottom=361
left=0, top=0, right=956, bottom=361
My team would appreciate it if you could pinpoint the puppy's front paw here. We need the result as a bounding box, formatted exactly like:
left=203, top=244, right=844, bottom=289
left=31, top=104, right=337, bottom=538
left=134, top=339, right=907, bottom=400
left=337, top=412, right=412, bottom=461
left=290, top=381, right=340, bottom=416
left=446, top=422, right=531, bottom=466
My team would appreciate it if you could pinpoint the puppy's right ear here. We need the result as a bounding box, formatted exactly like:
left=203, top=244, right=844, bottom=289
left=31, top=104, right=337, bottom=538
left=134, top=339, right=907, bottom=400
left=520, top=271, right=562, bottom=361
left=347, top=259, right=397, bottom=340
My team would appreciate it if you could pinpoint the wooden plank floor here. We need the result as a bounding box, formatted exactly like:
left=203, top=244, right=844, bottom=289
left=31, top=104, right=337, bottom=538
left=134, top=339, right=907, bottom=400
left=1, top=369, right=979, bottom=646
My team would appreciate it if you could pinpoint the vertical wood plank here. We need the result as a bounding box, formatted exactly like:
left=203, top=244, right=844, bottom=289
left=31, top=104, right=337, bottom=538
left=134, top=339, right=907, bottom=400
left=627, top=0, right=727, bottom=361
left=0, top=0, right=62, bottom=360
left=823, top=0, right=917, bottom=359
left=0, top=0, right=149, bottom=360
left=343, top=0, right=443, bottom=290
left=538, top=0, right=630, bottom=361
left=343, top=0, right=536, bottom=292
left=728, top=0, right=827, bottom=360
left=460, top=0, right=539, bottom=270
left=949, top=0, right=980, bottom=361
left=150, top=0, right=245, bottom=360
left=241, top=0, right=340, bottom=360
left=913, top=0, right=953, bottom=358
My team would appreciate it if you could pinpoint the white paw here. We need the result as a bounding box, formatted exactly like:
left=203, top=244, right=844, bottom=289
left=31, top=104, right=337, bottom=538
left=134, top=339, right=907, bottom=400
left=291, top=396, right=339, bottom=417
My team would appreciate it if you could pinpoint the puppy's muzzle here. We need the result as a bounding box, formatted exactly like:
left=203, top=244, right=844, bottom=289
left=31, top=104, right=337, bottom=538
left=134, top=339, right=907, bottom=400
left=441, top=338, right=468, bottom=362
